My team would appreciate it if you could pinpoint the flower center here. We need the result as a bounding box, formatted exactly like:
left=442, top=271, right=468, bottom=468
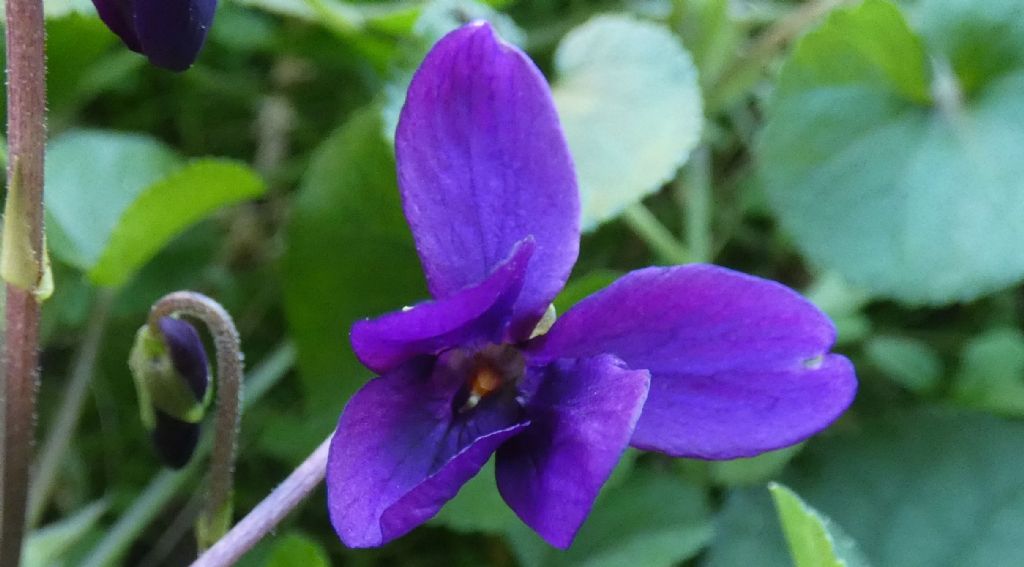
left=451, top=344, right=525, bottom=413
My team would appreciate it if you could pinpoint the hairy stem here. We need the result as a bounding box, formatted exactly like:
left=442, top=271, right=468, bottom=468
left=28, top=290, right=115, bottom=528
left=81, top=342, right=295, bottom=567
left=149, top=291, right=244, bottom=552
left=0, top=0, right=47, bottom=558
left=192, top=435, right=331, bottom=567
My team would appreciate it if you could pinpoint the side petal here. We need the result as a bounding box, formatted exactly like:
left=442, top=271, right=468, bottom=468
left=396, top=21, right=580, bottom=337
left=133, top=0, right=217, bottom=71
left=529, top=264, right=857, bottom=459
left=327, top=360, right=527, bottom=548
left=496, top=355, right=650, bottom=548
left=351, top=239, right=533, bottom=374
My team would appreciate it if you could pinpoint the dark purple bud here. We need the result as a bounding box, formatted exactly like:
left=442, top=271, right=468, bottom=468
left=91, top=0, right=217, bottom=71
left=151, top=410, right=201, bottom=469
left=158, top=317, right=210, bottom=403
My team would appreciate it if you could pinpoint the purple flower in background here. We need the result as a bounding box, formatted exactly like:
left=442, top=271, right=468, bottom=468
left=92, top=0, right=216, bottom=71
left=326, top=22, right=857, bottom=549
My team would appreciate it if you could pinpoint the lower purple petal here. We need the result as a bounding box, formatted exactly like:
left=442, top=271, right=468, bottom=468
left=351, top=239, right=533, bottom=374
left=326, top=359, right=526, bottom=547
left=529, top=264, right=857, bottom=459
left=496, top=355, right=650, bottom=548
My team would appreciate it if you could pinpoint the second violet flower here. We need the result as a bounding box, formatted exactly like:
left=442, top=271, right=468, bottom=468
left=326, top=22, right=857, bottom=549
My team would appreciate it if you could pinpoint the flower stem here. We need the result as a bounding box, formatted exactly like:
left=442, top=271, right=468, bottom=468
left=622, top=204, right=693, bottom=265
left=81, top=342, right=295, bottom=567
left=0, top=0, right=47, bottom=559
left=192, top=435, right=331, bottom=567
left=707, top=0, right=850, bottom=113
left=148, top=291, right=244, bottom=552
left=28, top=289, right=116, bottom=528
left=678, top=147, right=713, bottom=264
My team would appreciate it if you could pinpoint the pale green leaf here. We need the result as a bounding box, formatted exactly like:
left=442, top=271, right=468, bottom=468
left=45, top=130, right=182, bottom=271
left=553, top=14, right=703, bottom=229
left=770, top=483, right=869, bottom=567
left=708, top=409, right=1024, bottom=567
left=88, top=160, right=265, bottom=287
left=708, top=444, right=803, bottom=487
left=863, top=335, right=942, bottom=393
left=761, top=0, right=1024, bottom=304
left=954, top=328, right=1024, bottom=416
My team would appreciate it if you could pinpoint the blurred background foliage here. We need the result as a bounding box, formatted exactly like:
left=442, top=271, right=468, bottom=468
left=7, top=0, right=1024, bottom=565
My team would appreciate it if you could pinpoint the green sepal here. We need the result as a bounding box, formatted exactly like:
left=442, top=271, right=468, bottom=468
left=129, top=324, right=210, bottom=428
left=195, top=492, right=234, bottom=551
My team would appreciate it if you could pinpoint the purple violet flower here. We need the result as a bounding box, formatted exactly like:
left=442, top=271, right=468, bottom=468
left=326, top=21, right=857, bottom=549
left=91, top=0, right=216, bottom=71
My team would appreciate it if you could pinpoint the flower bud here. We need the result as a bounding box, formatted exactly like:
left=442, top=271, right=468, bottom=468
left=129, top=317, right=212, bottom=468
left=91, top=0, right=217, bottom=71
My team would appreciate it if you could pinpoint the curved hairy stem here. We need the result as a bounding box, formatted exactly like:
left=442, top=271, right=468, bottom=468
left=149, top=291, right=244, bottom=552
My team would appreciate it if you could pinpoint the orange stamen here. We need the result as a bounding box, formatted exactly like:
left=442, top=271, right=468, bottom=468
left=469, top=365, right=502, bottom=398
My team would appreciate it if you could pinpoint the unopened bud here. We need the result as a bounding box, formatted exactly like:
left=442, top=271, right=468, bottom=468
left=129, top=317, right=212, bottom=467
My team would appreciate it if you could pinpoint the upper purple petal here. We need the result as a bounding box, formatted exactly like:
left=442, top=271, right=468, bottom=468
left=327, top=358, right=528, bottom=547
left=91, top=0, right=143, bottom=52
left=351, top=239, right=533, bottom=375
left=496, top=355, right=649, bottom=548
left=396, top=21, right=580, bottom=339
left=529, top=264, right=857, bottom=459
left=133, top=0, right=216, bottom=71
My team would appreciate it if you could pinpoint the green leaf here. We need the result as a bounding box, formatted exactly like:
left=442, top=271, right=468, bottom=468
left=708, top=408, right=1024, bottom=567
left=89, top=159, right=264, bottom=287
left=761, top=0, right=1024, bottom=304
left=552, top=270, right=621, bottom=314
left=863, top=335, right=943, bottom=393
left=708, top=444, right=803, bottom=486
left=770, top=483, right=869, bottom=567
left=262, top=532, right=331, bottom=567
left=506, top=468, right=711, bottom=567
left=553, top=14, right=703, bottom=229
left=46, top=14, right=119, bottom=117
left=45, top=130, right=265, bottom=288
left=954, top=328, right=1024, bottom=416
left=45, top=130, right=182, bottom=271
left=23, top=500, right=107, bottom=567
left=282, top=109, right=425, bottom=411
left=670, top=0, right=742, bottom=90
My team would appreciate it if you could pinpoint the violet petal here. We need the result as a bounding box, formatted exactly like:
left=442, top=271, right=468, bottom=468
left=157, top=317, right=209, bottom=401
left=91, top=0, right=143, bottom=52
left=150, top=409, right=201, bottom=469
left=351, top=239, right=534, bottom=374
left=327, top=359, right=528, bottom=547
left=529, top=264, right=857, bottom=459
left=133, top=0, right=217, bottom=71
left=496, top=355, right=650, bottom=548
left=396, top=21, right=580, bottom=339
